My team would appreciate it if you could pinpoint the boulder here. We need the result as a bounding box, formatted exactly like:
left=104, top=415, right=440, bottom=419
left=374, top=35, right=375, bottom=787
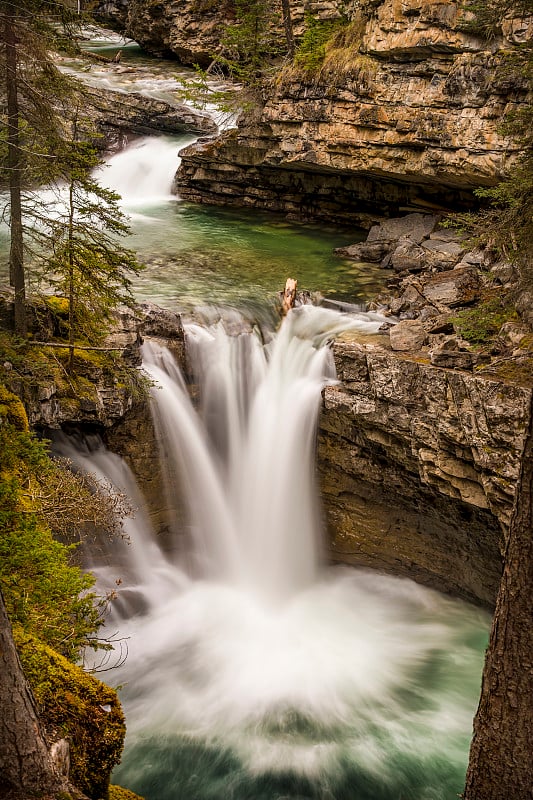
left=430, top=337, right=474, bottom=370
left=422, top=265, right=481, bottom=307
left=390, top=241, right=427, bottom=272
left=139, top=301, right=184, bottom=340
left=421, top=238, right=466, bottom=271
left=334, top=241, right=391, bottom=262
left=367, top=213, right=439, bottom=245
left=389, top=319, right=428, bottom=351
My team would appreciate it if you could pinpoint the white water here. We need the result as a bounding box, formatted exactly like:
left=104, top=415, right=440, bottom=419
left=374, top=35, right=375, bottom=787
left=64, top=307, right=488, bottom=799
left=58, top=28, right=237, bottom=130
left=96, top=135, right=196, bottom=210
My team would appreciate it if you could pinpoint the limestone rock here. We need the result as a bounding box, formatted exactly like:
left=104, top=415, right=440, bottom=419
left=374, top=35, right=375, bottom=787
left=367, top=213, right=438, bottom=245
left=84, top=86, right=216, bottom=152
left=390, top=241, right=427, bottom=272
left=422, top=264, right=482, bottom=307
left=139, top=301, right=184, bottom=339
left=421, top=239, right=466, bottom=271
left=389, top=319, right=428, bottom=350
left=177, top=0, right=527, bottom=222
left=334, top=240, right=390, bottom=262
left=430, top=337, right=474, bottom=370
left=319, top=339, right=532, bottom=606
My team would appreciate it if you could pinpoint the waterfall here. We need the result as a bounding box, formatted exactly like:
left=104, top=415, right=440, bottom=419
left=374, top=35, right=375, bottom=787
left=141, top=307, right=352, bottom=601
left=97, top=135, right=196, bottom=208
left=52, top=433, right=186, bottom=619
left=64, top=306, right=488, bottom=800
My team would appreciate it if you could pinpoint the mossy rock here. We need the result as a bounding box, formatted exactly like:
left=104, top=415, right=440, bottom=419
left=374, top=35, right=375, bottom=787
left=0, top=384, right=29, bottom=431
left=15, top=630, right=126, bottom=800
left=108, top=787, right=145, bottom=800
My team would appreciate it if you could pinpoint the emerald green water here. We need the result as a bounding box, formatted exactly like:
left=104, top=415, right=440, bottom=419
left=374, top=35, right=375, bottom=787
left=97, top=134, right=379, bottom=312
left=0, top=135, right=382, bottom=313
left=128, top=202, right=375, bottom=311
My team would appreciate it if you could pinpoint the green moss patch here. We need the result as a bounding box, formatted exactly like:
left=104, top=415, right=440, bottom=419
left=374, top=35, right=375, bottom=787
left=15, top=631, right=126, bottom=800
left=450, top=295, right=518, bottom=348
left=109, top=787, right=145, bottom=800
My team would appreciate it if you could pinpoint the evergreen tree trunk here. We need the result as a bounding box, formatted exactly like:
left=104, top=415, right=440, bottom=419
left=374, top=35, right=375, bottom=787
left=2, top=1, right=27, bottom=336
left=463, top=393, right=533, bottom=799
left=281, top=0, right=295, bottom=58
left=68, top=179, right=75, bottom=374
left=0, top=589, right=63, bottom=798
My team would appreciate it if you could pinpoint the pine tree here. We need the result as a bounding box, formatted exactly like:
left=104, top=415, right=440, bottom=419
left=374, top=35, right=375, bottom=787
left=0, top=0, right=76, bottom=335
left=45, top=110, right=141, bottom=372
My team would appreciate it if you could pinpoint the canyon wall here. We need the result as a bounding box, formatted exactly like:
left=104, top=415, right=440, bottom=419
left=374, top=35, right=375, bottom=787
left=94, top=1, right=346, bottom=65
left=11, top=292, right=529, bottom=608
left=318, top=333, right=531, bottom=607
left=175, top=0, right=530, bottom=222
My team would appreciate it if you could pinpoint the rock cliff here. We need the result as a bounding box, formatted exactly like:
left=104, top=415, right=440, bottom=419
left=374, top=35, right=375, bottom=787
left=94, top=0, right=338, bottom=66
left=175, top=0, right=530, bottom=222
left=319, top=334, right=531, bottom=607
left=316, top=212, right=533, bottom=607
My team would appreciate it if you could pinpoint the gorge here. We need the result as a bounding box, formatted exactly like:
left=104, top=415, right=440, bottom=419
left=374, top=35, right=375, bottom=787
left=0, top=2, right=532, bottom=799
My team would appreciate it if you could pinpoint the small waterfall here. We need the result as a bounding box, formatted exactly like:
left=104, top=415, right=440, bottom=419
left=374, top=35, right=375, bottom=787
left=142, top=307, right=346, bottom=601
left=52, top=433, right=187, bottom=620
left=96, top=135, right=196, bottom=207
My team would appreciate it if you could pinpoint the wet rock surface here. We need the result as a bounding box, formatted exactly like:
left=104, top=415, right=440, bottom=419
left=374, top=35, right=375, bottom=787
left=83, top=85, right=216, bottom=151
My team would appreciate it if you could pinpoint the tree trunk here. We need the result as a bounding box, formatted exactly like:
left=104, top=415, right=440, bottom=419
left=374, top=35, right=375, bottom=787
left=463, top=393, right=533, bottom=799
left=3, top=1, right=26, bottom=336
left=281, top=0, right=295, bottom=58
left=0, top=589, right=64, bottom=798
left=68, top=178, right=75, bottom=374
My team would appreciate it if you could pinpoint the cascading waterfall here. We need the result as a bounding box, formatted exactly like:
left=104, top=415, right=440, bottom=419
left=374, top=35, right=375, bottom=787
left=98, top=136, right=196, bottom=208
left=65, top=306, right=489, bottom=800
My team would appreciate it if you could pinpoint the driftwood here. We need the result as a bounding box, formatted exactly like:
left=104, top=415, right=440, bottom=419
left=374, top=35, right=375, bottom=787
left=282, top=278, right=297, bottom=315
left=84, top=49, right=123, bottom=65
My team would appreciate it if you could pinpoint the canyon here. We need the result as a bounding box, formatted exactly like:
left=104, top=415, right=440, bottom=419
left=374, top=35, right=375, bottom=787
left=11, top=0, right=533, bottom=606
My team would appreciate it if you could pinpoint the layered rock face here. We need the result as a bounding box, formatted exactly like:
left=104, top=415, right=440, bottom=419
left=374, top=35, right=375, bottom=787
left=319, top=335, right=531, bottom=607
left=84, top=85, right=217, bottom=152
left=94, top=1, right=340, bottom=65
left=176, top=0, right=530, bottom=222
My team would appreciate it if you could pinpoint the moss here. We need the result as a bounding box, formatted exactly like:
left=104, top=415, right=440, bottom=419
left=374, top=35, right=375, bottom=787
left=45, top=295, right=70, bottom=317
left=108, top=787, right=145, bottom=800
left=0, top=384, right=29, bottom=430
left=477, top=356, right=533, bottom=388
left=450, top=295, right=518, bottom=348
left=15, top=630, right=126, bottom=800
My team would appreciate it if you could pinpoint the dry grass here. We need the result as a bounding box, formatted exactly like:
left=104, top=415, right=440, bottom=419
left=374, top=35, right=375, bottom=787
left=274, top=15, right=377, bottom=93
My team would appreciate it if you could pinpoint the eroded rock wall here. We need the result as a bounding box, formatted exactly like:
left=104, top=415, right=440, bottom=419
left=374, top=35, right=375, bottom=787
left=94, top=1, right=346, bottom=65
left=176, top=0, right=530, bottom=221
left=319, top=333, right=532, bottom=606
